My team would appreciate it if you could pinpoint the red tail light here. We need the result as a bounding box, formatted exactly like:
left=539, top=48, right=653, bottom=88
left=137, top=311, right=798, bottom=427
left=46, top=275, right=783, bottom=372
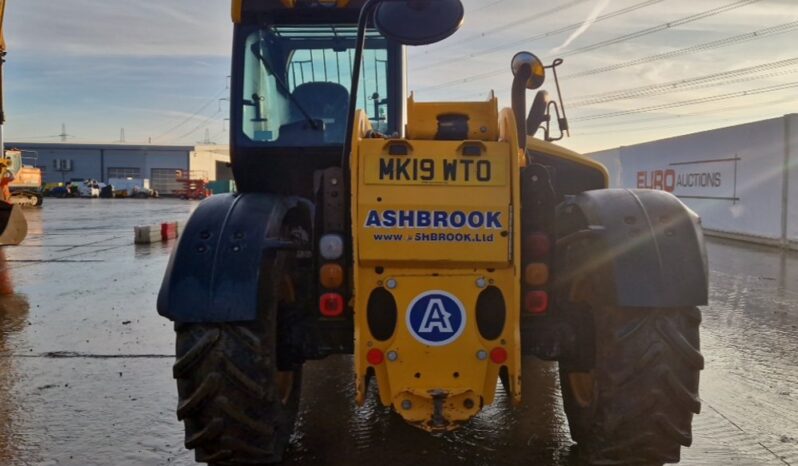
left=490, top=347, right=508, bottom=364
left=525, top=290, right=549, bottom=314
left=319, top=293, right=345, bottom=317
left=525, top=233, right=551, bottom=259
left=367, top=348, right=384, bottom=365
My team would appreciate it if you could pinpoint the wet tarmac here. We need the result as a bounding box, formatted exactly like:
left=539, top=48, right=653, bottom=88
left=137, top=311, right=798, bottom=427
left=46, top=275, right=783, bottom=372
left=0, top=199, right=796, bottom=465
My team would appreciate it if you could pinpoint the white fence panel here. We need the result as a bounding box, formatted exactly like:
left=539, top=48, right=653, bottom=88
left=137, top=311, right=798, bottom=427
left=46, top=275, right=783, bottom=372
left=788, top=115, right=798, bottom=245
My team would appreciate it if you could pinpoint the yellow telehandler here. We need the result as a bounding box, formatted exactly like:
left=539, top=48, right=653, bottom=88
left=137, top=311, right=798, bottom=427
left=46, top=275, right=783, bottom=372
left=0, top=0, right=28, bottom=246
left=158, top=1, right=707, bottom=464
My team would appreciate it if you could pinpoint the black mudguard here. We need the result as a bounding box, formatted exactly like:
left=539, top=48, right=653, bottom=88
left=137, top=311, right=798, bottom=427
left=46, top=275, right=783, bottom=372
left=556, top=189, right=708, bottom=308
left=157, top=193, right=312, bottom=323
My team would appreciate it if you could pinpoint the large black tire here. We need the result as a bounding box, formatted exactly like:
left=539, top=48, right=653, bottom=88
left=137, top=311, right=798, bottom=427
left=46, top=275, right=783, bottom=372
left=560, top=306, right=703, bottom=466
left=173, top=254, right=302, bottom=465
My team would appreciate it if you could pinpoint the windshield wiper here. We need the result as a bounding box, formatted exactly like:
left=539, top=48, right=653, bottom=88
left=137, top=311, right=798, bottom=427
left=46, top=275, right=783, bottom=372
left=250, top=43, right=322, bottom=131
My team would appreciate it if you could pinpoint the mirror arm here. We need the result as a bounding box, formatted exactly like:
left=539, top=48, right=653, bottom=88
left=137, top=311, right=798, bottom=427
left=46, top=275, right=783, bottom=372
left=541, top=113, right=551, bottom=142
left=548, top=58, right=570, bottom=138
left=546, top=101, right=566, bottom=142
left=341, top=0, right=377, bottom=170
left=343, top=0, right=464, bottom=168
left=342, top=0, right=407, bottom=169
left=511, top=63, right=532, bottom=150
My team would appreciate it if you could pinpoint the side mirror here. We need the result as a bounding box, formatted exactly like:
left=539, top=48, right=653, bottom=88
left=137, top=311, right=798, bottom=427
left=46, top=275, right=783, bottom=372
left=374, top=0, right=465, bottom=46
left=511, top=51, right=545, bottom=148
left=511, top=52, right=545, bottom=90
left=527, top=90, right=551, bottom=137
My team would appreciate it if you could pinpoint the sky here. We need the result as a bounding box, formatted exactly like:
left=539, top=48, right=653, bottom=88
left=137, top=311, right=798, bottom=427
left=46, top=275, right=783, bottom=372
left=3, top=0, right=798, bottom=153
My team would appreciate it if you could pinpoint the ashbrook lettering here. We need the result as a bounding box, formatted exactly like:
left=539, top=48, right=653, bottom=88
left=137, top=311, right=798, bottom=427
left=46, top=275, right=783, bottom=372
left=379, top=158, right=492, bottom=183
left=364, top=210, right=503, bottom=229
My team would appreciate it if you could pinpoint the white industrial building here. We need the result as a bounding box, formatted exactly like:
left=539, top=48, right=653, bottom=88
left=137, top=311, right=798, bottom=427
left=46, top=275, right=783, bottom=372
left=588, top=114, right=797, bottom=250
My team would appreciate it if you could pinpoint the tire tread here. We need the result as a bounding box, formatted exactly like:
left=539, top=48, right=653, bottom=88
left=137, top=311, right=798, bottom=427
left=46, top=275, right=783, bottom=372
left=561, top=307, right=703, bottom=466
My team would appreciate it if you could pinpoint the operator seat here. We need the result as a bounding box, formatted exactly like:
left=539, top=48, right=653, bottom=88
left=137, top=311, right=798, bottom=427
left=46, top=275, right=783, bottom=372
left=292, top=82, right=350, bottom=142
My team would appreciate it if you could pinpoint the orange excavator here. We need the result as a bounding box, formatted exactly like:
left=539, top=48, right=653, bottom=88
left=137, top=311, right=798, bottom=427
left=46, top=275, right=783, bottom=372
left=0, top=0, right=28, bottom=246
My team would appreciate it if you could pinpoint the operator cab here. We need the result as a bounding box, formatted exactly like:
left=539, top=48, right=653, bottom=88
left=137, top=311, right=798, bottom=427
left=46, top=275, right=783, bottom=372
left=231, top=7, right=404, bottom=193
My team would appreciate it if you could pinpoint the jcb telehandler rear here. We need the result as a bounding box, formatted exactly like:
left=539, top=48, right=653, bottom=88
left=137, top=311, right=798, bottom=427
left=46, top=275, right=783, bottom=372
left=158, top=1, right=707, bottom=464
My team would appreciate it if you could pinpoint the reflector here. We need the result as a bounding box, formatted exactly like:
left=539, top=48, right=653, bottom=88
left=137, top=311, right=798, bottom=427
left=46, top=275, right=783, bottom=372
left=524, top=263, right=550, bottom=287
left=524, top=232, right=551, bottom=259
left=367, top=348, right=385, bottom=365
left=320, top=263, right=345, bottom=289
left=320, top=234, right=344, bottom=260
left=319, top=293, right=345, bottom=317
left=490, top=347, right=508, bottom=364
left=525, top=290, right=549, bottom=315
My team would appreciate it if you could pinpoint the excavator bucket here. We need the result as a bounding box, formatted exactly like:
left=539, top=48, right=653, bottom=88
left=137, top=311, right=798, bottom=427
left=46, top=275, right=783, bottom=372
left=0, top=202, right=27, bottom=245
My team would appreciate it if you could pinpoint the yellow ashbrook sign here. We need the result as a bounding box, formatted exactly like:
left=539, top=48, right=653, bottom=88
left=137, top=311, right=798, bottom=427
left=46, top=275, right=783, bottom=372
left=358, top=205, right=511, bottom=264
left=356, top=139, right=513, bottom=264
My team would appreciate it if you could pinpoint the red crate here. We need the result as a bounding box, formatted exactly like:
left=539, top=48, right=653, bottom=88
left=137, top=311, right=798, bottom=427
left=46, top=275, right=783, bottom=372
left=161, top=222, right=178, bottom=240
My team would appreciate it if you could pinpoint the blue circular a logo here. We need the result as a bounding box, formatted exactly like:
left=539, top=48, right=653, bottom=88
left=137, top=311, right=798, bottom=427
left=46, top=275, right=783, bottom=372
left=406, top=291, right=466, bottom=346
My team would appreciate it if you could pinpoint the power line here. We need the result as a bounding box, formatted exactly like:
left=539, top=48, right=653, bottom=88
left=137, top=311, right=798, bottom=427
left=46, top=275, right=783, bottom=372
left=471, top=0, right=509, bottom=13
left=152, top=86, right=227, bottom=142
left=564, top=20, right=798, bottom=80
left=576, top=93, right=795, bottom=131
left=569, top=57, right=798, bottom=107
left=174, top=109, right=223, bottom=142
left=413, top=0, right=666, bottom=72
left=206, top=127, right=227, bottom=144
left=572, top=81, right=798, bottom=122
left=559, top=0, right=761, bottom=57
left=574, top=94, right=798, bottom=137
left=10, top=135, right=63, bottom=141
left=417, top=0, right=763, bottom=92
left=445, top=20, right=798, bottom=101
left=417, top=0, right=592, bottom=56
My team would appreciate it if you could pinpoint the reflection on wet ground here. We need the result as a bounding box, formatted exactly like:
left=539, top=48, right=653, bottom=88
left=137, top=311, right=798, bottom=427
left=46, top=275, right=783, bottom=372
left=0, top=200, right=796, bottom=465
left=0, top=291, right=30, bottom=464
left=285, top=356, right=576, bottom=466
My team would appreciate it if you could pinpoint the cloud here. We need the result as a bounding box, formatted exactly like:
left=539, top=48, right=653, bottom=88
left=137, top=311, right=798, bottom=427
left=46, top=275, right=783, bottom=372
left=5, top=0, right=798, bottom=147
left=6, top=0, right=231, bottom=57
left=551, top=0, right=612, bottom=54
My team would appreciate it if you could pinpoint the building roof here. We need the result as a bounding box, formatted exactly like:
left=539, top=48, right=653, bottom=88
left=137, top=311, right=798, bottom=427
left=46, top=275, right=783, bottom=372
left=5, top=142, right=195, bottom=152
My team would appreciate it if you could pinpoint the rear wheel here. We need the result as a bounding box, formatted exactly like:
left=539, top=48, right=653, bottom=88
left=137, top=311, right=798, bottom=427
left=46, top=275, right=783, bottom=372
left=173, top=253, right=302, bottom=465
left=560, top=306, right=703, bottom=465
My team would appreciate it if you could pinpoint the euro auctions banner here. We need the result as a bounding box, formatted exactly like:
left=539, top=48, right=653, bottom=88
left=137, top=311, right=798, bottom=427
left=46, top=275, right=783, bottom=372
left=589, top=115, right=796, bottom=244
left=633, top=156, right=739, bottom=202
left=788, top=115, right=798, bottom=246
